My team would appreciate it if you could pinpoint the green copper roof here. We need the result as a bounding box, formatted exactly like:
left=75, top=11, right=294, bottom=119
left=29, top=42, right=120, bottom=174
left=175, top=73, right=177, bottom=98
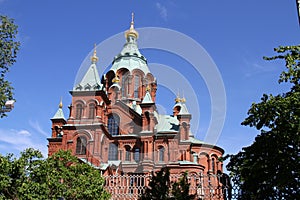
left=51, top=107, right=65, bottom=120
left=74, top=63, right=101, bottom=91
left=173, top=101, right=190, bottom=115
left=141, top=91, right=153, bottom=104
left=156, top=114, right=179, bottom=133
left=187, top=137, right=204, bottom=144
left=179, top=103, right=190, bottom=114
left=111, top=35, right=150, bottom=74
left=177, top=160, right=198, bottom=165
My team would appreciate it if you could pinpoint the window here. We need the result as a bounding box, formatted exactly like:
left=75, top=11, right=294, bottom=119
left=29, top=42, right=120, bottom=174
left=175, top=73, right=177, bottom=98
left=88, top=103, right=95, bottom=119
left=75, top=104, right=83, bottom=119
left=108, top=115, right=120, bottom=135
left=121, top=73, right=128, bottom=97
left=134, top=75, right=140, bottom=98
left=212, top=157, right=216, bottom=174
left=125, top=146, right=131, bottom=161
left=76, top=136, right=87, bottom=155
left=158, top=146, right=165, bottom=162
left=134, top=148, right=140, bottom=162
left=108, top=143, right=118, bottom=160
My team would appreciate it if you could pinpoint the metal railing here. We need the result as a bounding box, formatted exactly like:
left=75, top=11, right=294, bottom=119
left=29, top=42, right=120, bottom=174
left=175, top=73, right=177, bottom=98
left=104, top=173, right=239, bottom=200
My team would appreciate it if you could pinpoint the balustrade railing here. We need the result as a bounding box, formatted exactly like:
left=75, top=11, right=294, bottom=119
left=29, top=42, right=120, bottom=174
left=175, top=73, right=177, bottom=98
left=104, top=173, right=239, bottom=200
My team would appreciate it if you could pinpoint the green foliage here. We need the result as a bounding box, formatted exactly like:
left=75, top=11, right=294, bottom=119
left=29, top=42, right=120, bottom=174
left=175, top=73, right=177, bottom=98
left=226, top=45, right=300, bottom=199
left=141, top=168, right=171, bottom=200
left=140, top=168, right=195, bottom=200
left=170, top=172, right=195, bottom=200
left=0, top=149, right=111, bottom=200
left=0, top=15, right=20, bottom=118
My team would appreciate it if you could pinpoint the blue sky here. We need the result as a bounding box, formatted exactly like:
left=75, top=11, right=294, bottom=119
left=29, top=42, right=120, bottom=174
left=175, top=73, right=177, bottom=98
left=0, top=0, right=299, bottom=164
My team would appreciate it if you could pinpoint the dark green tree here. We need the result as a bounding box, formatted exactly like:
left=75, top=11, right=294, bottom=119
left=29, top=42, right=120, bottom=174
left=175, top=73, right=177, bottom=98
left=170, top=171, right=195, bottom=200
left=140, top=167, right=171, bottom=200
left=226, top=45, right=300, bottom=199
left=0, top=148, right=43, bottom=199
left=140, top=168, right=195, bottom=200
left=0, top=15, right=20, bottom=117
left=0, top=148, right=111, bottom=200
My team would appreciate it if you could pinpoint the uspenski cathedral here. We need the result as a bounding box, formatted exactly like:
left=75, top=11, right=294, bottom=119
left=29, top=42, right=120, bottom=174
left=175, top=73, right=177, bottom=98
left=48, top=14, right=226, bottom=199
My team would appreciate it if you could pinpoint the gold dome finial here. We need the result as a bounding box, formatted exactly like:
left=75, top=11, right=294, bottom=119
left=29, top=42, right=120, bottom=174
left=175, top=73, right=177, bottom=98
left=175, top=91, right=181, bottom=103
left=125, top=12, right=139, bottom=39
left=90, top=43, right=99, bottom=63
left=59, top=97, right=63, bottom=108
left=146, top=84, right=151, bottom=92
left=112, top=72, right=120, bottom=83
left=181, top=92, right=186, bottom=103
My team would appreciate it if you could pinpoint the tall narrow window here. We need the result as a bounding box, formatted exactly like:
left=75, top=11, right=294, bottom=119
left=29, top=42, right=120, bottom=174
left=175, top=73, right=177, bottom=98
left=108, top=143, right=118, bottom=160
left=134, top=75, right=140, bottom=98
left=125, top=146, right=131, bottom=161
left=134, top=148, right=140, bottom=162
left=76, top=136, right=87, bottom=155
left=121, top=74, right=128, bottom=97
left=158, top=146, right=165, bottom=162
left=212, top=157, right=216, bottom=174
left=108, top=115, right=120, bottom=135
left=75, top=104, right=83, bottom=119
left=88, top=103, right=95, bottom=119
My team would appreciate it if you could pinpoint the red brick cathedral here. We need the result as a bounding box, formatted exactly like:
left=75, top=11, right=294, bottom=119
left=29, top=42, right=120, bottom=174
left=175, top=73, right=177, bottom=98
left=48, top=15, right=224, bottom=179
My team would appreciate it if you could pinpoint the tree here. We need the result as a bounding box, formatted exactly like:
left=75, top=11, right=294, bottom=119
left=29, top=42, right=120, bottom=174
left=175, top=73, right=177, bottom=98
left=0, top=148, right=43, bottom=199
left=0, top=15, right=20, bottom=117
left=226, top=45, right=300, bottom=199
left=140, top=167, right=171, bottom=200
left=170, top=171, right=195, bottom=200
left=140, top=168, right=195, bottom=200
left=0, top=148, right=111, bottom=200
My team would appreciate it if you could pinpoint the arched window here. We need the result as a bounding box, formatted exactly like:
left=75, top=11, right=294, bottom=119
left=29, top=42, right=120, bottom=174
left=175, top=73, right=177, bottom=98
left=134, top=75, right=140, bottom=98
left=76, top=136, right=87, bottom=155
left=108, top=143, right=118, bottom=160
left=133, top=148, right=140, bottom=162
left=125, top=145, right=131, bottom=161
left=88, top=103, right=95, bottom=119
left=75, top=104, right=84, bottom=119
left=108, top=114, right=120, bottom=135
left=158, top=146, right=165, bottom=162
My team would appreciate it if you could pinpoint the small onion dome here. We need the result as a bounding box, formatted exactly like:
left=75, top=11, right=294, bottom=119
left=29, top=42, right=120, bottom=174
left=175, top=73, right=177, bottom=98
left=125, top=13, right=139, bottom=39
left=90, top=44, right=99, bottom=63
left=175, top=96, right=181, bottom=103
left=59, top=98, right=63, bottom=108
left=181, top=97, right=186, bottom=103
left=146, top=84, right=151, bottom=92
left=112, top=73, right=120, bottom=83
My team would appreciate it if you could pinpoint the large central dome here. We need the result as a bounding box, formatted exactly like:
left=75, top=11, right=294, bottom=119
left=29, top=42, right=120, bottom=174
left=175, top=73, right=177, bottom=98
left=110, top=13, right=150, bottom=75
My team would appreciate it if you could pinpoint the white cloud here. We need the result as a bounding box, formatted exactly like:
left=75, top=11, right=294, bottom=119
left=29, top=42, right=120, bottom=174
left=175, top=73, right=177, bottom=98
left=156, top=2, right=168, bottom=21
left=242, top=57, right=277, bottom=78
left=0, top=129, right=48, bottom=157
left=29, top=120, right=49, bottom=137
left=0, top=129, right=34, bottom=150
left=18, top=130, right=31, bottom=136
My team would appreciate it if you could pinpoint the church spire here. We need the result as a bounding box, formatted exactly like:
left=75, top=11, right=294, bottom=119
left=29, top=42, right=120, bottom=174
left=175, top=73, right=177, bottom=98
left=125, top=12, right=139, bottom=39
left=73, top=44, right=101, bottom=91
left=52, top=98, right=65, bottom=120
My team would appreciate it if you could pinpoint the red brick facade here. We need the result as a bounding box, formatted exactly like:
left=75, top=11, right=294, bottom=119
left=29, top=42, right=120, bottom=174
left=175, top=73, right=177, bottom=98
left=48, top=17, right=224, bottom=179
